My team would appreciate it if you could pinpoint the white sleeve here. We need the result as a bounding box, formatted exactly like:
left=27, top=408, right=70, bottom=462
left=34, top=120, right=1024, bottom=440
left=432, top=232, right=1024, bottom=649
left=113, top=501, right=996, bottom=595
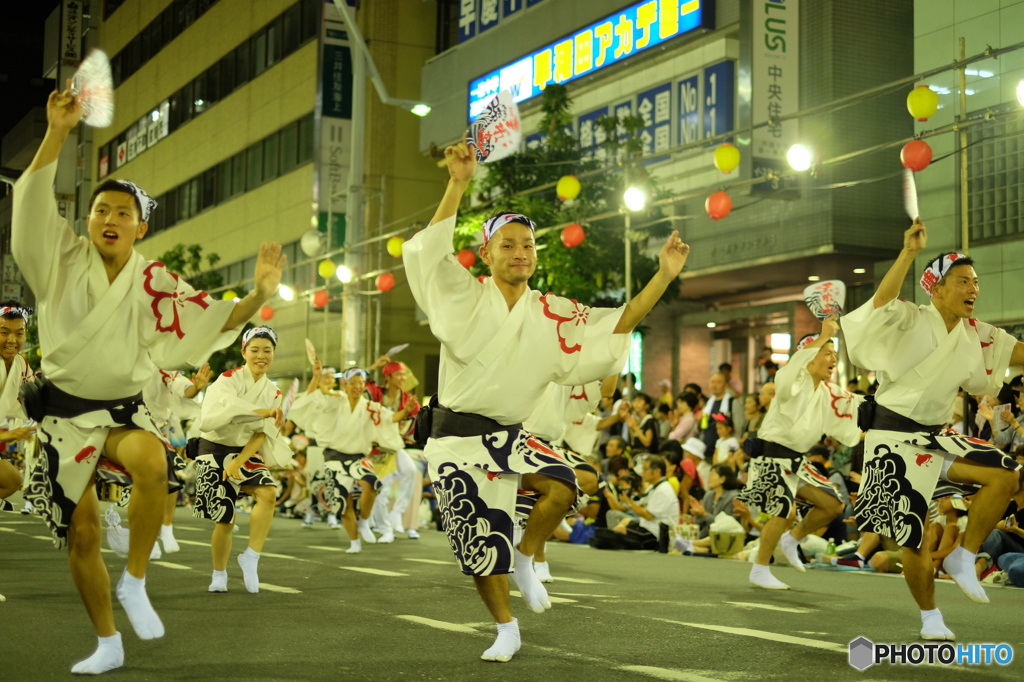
left=170, top=374, right=194, bottom=399
left=556, top=306, right=630, bottom=386
left=288, top=391, right=332, bottom=434
left=774, top=347, right=817, bottom=401
left=372, top=404, right=405, bottom=452
left=11, top=160, right=90, bottom=301
left=842, top=298, right=917, bottom=371
left=199, top=376, right=263, bottom=432
left=402, top=215, right=484, bottom=345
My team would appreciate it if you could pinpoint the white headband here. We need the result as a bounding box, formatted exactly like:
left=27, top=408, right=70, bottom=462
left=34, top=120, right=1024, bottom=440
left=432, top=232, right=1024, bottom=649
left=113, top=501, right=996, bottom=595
left=797, top=333, right=819, bottom=351
left=481, top=212, right=536, bottom=244
left=920, top=252, right=969, bottom=297
left=242, top=326, right=278, bottom=347
left=0, top=305, right=33, bottom=320
left=342, top=368, right=368, bottom=381
left=110, top=180, right=158, bottom=221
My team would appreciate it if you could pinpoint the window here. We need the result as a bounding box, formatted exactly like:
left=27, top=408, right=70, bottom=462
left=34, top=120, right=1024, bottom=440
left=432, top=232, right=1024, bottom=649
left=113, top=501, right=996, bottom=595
left=298, top=115, right=314, bottom=163
left=253, top=30, right=268, bottom=78
left=189, top=177, right=201, bottom=217
left=232, top=153, right=246, bottom=197
left=200, top=168, right=217, bottom=212
left=968, top=103, right=1024, bottom=243
left=263, top=134, right=280, bottom=182
left=283, top=4, right=301, bottom=56
left=216, top=160, right=233, bottom=203
left=205, top=63, right=220, bottom=107
left=180, top=80, right=195, bottom=125
left=280, top=121, right=299, bottom=174
left=247, top=143, right=264, bottom=190
left=267, top=20, right=281, bottom=69
left=301, top=0, right=320, bottom=42
left=163, top=190, right=178, bottom=230
left=219, top=54, right=235, bottom=96
left=235, top=41, right=250, bottom=86
left=193, top=72, right=207, bottom=114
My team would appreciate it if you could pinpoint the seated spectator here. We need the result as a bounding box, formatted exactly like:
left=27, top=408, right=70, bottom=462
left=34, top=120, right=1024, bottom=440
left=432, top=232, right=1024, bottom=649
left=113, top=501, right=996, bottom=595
left=739, top=393, right=766, bottom=445
left=711, top=414, right=739, bottom=467
left=655, top=403, right=673, bottom=440
left=928, top=494, right=969, bottom=574
left=602, top=437, right=630, bottom=474
left=678, top=438, right=707, bottom=515
left=625, top=392, right=659, bottom=454
left=668, top=392, right=699, bottom=443
left=588, top=456, right=677, bottom=550
left=676, top=465, right=742, bottom=552
left=659, top=441, right=684, bottom=495
left=976, top=455, right=1024, bottom=585
left=806, top=445, right=851, bottom=543
left=995, top=391, right=1024, bottom=453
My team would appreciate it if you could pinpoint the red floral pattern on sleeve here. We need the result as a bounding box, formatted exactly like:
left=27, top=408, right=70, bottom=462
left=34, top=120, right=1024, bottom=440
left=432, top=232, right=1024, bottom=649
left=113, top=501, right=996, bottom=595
left=143, top=262, right=212, bottom=339
left=539, top=294, right=591, bottom=355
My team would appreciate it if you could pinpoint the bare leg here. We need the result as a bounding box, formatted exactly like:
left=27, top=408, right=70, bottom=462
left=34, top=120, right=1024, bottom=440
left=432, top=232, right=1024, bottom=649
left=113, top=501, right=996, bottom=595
left=358, top=481, right=376, bottom=520
left=947, top=459, right=1018, bottom=553
left=789, top=485, right=844, bottom=541
left=211, top=523, right=233, bottom=571
left=518, top=473, right=575, bottom=557
left=756, top=516, right=787, bottom=566
left=902, top=544, right=936, bottom=610
left=0, top=460, right=22, bottom=500
left=241, top=485, right=275, bottom=553
left=473, top=575, right=513, bottom=623
left=162, top=490, right=176, bottom=525
left=67, top=485, right=116, bottom=637
left=342, top=497, right=358, bottom=541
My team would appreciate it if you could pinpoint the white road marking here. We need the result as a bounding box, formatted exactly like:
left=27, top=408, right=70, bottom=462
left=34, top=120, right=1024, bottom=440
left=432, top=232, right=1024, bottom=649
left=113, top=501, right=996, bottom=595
left=617, top=666, right=724, bottom=682
left=397, top=615, right=479, bottom=634
left=545, top=576, right=607, bottom=584
left=31, top=536, right=53, bottom=541
left=340, top=566, right=409, bottom=577
left=309, top=545, right=344, bottom=552
left=549, top=591, right=616, bottom=598
left=0, top=527, right=16, bottom=532
left=260, top=551, right=304, bottom=560
left=176, top=539, right=212, bottom=547
left=172, top=526, right=203, bottom=532
left=0, top=520, right=36, bottom=525
left=258, top=583, right=302, bottom=594
left=404, top=558, right=456, bottom=566
left=509, top=590, right=577, bottom=604
left=653, top=617, right=846, bottom=653
left=725, top=601, right=812, bottom=613
left=151, top=561, right=191, bottom=570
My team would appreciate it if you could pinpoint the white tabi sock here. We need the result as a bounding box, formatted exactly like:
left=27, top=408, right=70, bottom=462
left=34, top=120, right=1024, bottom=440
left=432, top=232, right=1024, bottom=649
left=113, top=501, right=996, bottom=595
left=115, top=570, right=165, bottom=640
left=749, top=564, right=790, bottom=590
left=357, top=518, right=377, bottom=543
left=389, top=509, right=405, bottom=534
left=942, top=545, right=989, bottom=604
left=779, top=532, right=806, bottom=572
left=533, top=561, right=553, bottom=583
left=160, top=525, right=180, bottom=553
left=208, top=570, right=228, bottom=593
left=512, top=548, right=551, bottom=613
left=346, top=539, right=362, bottom=554
left=149, top=541, right=161, bottom=561
left=920, top=608, right=956, bottom=641
left=327, top=514, right=340, bottom=528
left=71, top=632, right=124, bottom=675
left=238, top=548, right=260, bottom=593
left=481, top=618, right=520, bottom=663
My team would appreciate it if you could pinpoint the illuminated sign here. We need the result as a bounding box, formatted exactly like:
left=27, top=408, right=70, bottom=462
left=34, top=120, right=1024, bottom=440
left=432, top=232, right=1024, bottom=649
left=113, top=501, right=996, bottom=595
left=468, top=0, right=714, bottom=120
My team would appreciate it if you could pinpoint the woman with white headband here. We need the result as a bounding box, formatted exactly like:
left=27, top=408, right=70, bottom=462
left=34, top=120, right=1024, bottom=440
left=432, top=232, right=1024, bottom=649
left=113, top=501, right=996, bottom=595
left=12, top=86, right=285, bottom=674
left=842, top=219, right=1024, bottom=641
left=192, top=326, right=291, bottom=594
left=289, top=362, right=404, bottom=553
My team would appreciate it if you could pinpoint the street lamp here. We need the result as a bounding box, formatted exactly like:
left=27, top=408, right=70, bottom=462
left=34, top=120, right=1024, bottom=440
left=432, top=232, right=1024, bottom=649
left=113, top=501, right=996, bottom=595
left=1017, top=79, right=1024, bottom=107
left=623, top=186, right=647, bottom=211
left=787, top=144, right=814, bottom=171
left=278, top=284, right=295, bottom=301
left=623, top=186, right=647, bottom=303
left=336, top=265, right=354, bottom=284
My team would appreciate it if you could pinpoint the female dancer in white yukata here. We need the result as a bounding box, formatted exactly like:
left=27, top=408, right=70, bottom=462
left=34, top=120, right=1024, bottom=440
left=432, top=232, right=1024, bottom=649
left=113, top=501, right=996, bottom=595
left=12, top=85, right=285, bottom=674
left=193, top=327, right=291, bottom=593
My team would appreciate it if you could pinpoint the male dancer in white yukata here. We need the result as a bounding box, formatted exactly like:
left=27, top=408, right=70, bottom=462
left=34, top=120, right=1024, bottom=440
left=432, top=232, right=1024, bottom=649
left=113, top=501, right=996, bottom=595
left=843, top=220, right=1023, bottom=641
left=12, top=85, right=285, bottom=674
left=403, top=141, right=689, bottom=662
left=0, top=304, right=37, bottom=515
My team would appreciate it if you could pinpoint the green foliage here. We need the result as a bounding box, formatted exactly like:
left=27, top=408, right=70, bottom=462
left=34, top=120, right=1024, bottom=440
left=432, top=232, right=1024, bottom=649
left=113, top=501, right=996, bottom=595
left=454, top=84, right=673, bottom=308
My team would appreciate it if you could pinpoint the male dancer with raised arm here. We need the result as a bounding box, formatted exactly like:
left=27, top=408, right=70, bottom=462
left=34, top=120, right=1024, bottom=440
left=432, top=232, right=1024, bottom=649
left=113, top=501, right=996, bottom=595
left=403, top=141, right=688, bottom=662
left=843, top=220, right=1023, bottom=641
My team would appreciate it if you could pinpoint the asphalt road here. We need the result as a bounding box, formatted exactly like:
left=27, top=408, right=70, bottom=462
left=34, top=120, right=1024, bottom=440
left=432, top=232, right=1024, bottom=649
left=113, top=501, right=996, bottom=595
left=1, top=501, right=1022, bottom=681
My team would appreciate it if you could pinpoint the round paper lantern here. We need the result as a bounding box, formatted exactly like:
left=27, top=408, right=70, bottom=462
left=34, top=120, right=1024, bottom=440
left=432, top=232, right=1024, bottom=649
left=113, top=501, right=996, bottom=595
left=260, top=305, right=274, bottom=321
left=561, top=223, right=585, bottom=248
left=386, top=236, right=404, bottom=258
left=900, top=139, right=933, bottom=172
left=317, top=259, right=336, bottom=279
left=906, top=85, right=939, bottom=121
left=556, top=175, right=581, bottom=201
left=456, top=249, right=477, bottom=268
left=705, top=191, right=733, bottom=220
left=300, top=229, right=324, bottom=257
left=713, top=143, right=741, bottom=173
left=376, top=272, right=396, bottom=292
left=313, top=290, right=329, bottom=309
left=36, top=347, right=42, bottom=357
left=221, top=289, right=237, bottom=301
left=477, top=275, right=489, bottom=283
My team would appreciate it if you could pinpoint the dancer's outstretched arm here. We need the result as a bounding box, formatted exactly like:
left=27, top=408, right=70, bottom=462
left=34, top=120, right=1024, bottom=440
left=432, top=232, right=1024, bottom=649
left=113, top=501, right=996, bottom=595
left=874, top=220, right=925, bottom=308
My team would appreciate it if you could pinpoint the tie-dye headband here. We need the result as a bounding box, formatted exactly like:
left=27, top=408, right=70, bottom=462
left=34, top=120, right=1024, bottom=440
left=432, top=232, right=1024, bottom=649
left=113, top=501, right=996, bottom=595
left=0, top=305, right=33, bottom=320
left=796, top=333, right=819, bottom=351
left=481, top=212, right=536, bottom=244
left=242, top=326, right=278, bottom=347
left=114, top=180, right=158, bottom=222
left=342, top=368, right=368, bottom=381
left=920, top=252, right=969, bottom=297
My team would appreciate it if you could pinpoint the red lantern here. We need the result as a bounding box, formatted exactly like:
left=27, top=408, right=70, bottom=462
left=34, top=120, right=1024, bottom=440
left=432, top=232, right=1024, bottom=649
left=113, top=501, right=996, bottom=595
left=259, top=305, right=274, bottom=321
left=477, top=275, right=489, bottom=283
left=560, top=223, right=585, bottom=248
left=705, top=191, right=732, bottom=220
left=456, top=249, right=477, bottom=268
left=900, top=139, right=933, bottom=172
left=376, top=272, right=396, bottom=292
left=313, top=290, right=329, bottom=309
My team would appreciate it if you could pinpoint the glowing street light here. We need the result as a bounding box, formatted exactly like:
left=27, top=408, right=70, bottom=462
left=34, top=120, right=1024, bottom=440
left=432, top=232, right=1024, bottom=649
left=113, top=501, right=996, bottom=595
left=278, top=284, right=295, bottom=301
left=787, top=144, right=814, bottom=171
left=336, top=265, right=354, bottom=283
left=1017, top=79, right=1024, bottom=107
left=409, top=103, right=432, bottom=117
left=623, top=186, right=647, bottom=211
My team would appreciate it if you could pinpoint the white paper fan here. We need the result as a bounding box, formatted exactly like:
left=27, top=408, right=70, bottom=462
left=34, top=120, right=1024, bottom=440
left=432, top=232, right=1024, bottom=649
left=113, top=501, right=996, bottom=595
left=71, top=50, right=115, bottom=128
left=465, top=90, right=522, bottom=163
left=802, top=280, right=846, bottom=320
left=903, top=168, right=919, bottom=222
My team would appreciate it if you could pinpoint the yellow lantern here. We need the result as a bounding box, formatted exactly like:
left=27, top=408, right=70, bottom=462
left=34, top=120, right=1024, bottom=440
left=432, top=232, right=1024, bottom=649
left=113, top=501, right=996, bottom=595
left=906, top=85, right=939, bottom=121
left=36, top=347, right=42, bottom=357
left=556, top=175, right=581, bottom=201
left=318, top=259, right=337, bottom=279
left=386, top=236, right=405, bottom=258
left=713, top=143, right=741, bottom=173
left=221, top=289, right=237, bottom=300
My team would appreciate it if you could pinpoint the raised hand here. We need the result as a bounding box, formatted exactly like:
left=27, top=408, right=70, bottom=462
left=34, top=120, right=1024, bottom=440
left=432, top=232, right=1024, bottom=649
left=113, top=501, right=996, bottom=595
left=904, top=219, right=927, bottom=255
left=48, top=79, right=82, bottom=132
left=658, top=231, right=690, bottom=279
left=445, top=142, right=477, bottom=185
left=254, top=242, right=287, bottom=301
left=821, top=315, right=840, bottom=340
left=192, top=364, right=212, bottom=392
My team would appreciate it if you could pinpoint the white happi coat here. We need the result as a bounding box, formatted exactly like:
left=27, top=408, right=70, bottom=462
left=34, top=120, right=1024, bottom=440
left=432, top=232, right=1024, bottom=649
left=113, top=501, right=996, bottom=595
left=758, top=346, right=863, bottom=453
left=143, top=368, right=200, bottom=448
left=12, top=161, right=239, bottom=399
left=0, top=355, right=32, bottom=424
left=404, top=215, right=629, bottom=424
left=525, top=381, right=603, bottom=459
left=199, top=366, right=291, bottom=467
left=289, top=391, right=403, bottom=455
left=843, top=299, right=1019, bottom=426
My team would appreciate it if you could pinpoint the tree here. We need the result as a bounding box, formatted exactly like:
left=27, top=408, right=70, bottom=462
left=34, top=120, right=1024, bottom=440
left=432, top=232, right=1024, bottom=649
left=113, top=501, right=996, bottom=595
left=453, top=84, right=674, bottom=309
